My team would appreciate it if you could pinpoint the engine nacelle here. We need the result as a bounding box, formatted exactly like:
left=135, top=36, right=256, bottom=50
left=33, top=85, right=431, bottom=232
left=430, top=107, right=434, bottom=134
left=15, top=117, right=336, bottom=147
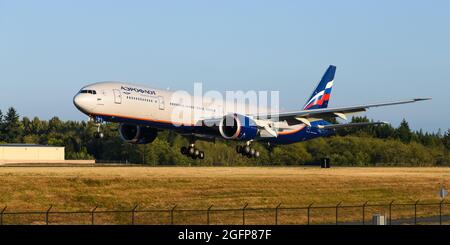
left=219, top=114, right=258, bottom=141
left=119, top=123, right=158, bottom=144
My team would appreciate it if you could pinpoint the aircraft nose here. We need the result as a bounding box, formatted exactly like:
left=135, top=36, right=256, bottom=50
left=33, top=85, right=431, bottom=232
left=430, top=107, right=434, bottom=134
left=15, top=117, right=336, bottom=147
left=73, top=93, right=94, bottom=114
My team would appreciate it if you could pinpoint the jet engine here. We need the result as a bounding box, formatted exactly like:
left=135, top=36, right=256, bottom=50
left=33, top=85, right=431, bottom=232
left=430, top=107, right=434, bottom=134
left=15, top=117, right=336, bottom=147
left=119, top=123, right=158, bottom=144
left=218, top=114, right=258, bottom=141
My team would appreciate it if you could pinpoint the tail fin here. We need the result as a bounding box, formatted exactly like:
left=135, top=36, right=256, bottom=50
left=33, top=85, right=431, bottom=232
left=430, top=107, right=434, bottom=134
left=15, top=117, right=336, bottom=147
left=303, top=65, right=336, bottom=110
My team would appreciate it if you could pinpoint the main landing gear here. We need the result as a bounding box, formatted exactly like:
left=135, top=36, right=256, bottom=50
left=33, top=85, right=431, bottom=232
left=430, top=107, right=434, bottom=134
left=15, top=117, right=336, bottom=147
left=180, top=144, right=205, bottom=160
left=236, top=142, right=260, bottom=158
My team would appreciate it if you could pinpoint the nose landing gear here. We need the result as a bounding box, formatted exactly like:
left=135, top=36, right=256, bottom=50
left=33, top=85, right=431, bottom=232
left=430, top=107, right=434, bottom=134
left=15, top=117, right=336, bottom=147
left=92, top=116, right=104, bottom=139
left=93, top=131, right=104, bottom=139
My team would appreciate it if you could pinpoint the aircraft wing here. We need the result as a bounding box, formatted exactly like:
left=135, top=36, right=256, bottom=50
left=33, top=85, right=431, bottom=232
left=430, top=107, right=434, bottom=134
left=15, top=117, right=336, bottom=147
left=195, top=98, right=430, bottom=139
left=255, top=98, right=431, bottom=125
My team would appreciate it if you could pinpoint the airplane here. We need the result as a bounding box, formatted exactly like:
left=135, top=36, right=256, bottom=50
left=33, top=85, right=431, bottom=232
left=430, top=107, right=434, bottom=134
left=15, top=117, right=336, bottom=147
left=73, top=65, right=430, bottom=160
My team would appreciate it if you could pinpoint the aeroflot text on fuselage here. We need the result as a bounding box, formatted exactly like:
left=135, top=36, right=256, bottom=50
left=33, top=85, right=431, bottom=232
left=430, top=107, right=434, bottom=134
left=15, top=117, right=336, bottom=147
left=121, top=86, right=156, bottom=95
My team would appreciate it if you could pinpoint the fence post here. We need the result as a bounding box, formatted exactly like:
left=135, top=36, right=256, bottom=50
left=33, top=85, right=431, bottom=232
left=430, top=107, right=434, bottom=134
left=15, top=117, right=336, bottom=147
left=131, top=204, right=138, bottom=225
left=275, top=203, right=281, bottom=225
left=0, top=206, right=7, bottom=225
left=307, top=203, right=314, bottom=225
left=440, top=199, right=444, bottom=225
left=242, top=203, right=248, bottom=225
left=362, top=201, right=368, bottom=225
left=45, top=205, right=53, bottom=225
left=207, top=205, right=213, bottom=225
left=91, top=206, right=98, bottom=225
left=170, top=205, right=177, bottom=225
left=335, top=202, right=342, bottom=225
left=389, top=200, right=394, bottom=225
left=414, top=200, right=420, bottom=225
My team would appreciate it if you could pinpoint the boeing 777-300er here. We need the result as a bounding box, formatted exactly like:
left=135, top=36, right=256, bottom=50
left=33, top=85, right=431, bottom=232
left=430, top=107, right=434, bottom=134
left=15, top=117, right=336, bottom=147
left=73, top=65, right=430, bottom=159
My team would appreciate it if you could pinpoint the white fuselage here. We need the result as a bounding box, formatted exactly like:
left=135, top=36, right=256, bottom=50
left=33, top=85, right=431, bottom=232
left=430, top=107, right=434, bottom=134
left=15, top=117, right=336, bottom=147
left=73, top=81, right=270, bottom=127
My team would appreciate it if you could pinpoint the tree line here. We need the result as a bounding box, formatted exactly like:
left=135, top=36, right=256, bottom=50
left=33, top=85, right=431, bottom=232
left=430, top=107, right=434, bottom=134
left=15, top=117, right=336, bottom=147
left=0, top=107, right=449, bottom=166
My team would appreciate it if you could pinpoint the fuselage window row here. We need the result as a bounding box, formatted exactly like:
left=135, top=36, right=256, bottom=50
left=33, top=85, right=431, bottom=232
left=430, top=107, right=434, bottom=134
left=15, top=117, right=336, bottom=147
left=122, top=96, right=215, bottom=112
left=125, top=96, right=157, bottom=103
left=169, top=102, right=216, bottom=112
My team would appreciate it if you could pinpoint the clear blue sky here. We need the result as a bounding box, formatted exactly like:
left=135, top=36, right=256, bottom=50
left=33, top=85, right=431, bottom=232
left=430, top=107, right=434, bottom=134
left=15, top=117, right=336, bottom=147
left=1, top=0, right=449, bottom=132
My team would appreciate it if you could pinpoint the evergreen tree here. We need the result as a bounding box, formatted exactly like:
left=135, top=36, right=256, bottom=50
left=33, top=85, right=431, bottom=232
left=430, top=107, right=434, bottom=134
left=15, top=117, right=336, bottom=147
left=22, top=117, right=31, bottom=135
left=444, top=129, right=450, bottom=150
left=3, top=107, right=22, bottom=143
left=30, top=117, right=43, bottom=135
left=375, top=124, right=396, bottom=139
left=0, top=109, right=4, bottom=142
left=397, top=119, right=412, bottom=143
left=48, top=117, right=62, bottom=133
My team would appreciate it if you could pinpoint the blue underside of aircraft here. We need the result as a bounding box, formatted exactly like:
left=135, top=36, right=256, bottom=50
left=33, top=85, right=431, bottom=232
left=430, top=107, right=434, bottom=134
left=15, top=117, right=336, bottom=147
left=96, top=114, right=335, bottom=145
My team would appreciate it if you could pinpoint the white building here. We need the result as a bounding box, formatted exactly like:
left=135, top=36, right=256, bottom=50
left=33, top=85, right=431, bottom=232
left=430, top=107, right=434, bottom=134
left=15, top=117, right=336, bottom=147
left=0, top=144, right=65, bottom=164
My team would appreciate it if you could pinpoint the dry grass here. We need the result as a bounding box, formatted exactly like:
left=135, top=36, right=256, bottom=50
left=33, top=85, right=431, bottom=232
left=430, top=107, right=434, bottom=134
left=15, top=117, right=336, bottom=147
left=0, top=166, right=449, bottom=224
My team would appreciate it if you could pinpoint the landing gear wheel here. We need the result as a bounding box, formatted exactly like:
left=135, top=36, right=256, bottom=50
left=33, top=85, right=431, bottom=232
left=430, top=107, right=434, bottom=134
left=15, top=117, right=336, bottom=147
left=94, top=132, right=104, bottom=139
left=237, top=142, right=260, bottom=158
left=250, top=148, right=255, bottom=156
left=194, top=149, right=200, bottom=157
left=244, top=145, right=251, bottom=154
left=188, top=147, right=195, bottom=156
left=254, top=151, right=260, bottom=158
left=182, top=143, right=205, bottom=160
left=181, top=146, right=188, bottom=155
left=236, top=145, right=243, bottom=154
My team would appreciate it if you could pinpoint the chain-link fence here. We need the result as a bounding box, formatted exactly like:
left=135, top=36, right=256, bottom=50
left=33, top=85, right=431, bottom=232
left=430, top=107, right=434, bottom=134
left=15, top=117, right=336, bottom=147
left=0, top=200, right=449, bottom=225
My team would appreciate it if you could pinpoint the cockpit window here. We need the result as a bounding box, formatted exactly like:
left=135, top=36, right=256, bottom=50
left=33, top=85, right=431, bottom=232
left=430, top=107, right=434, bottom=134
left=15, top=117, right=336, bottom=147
left=79, top=90, right=96, bottom=94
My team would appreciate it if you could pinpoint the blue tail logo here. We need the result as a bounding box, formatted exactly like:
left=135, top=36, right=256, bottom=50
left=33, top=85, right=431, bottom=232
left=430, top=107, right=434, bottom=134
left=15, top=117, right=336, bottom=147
left=303, top=65, right=336, bottom=110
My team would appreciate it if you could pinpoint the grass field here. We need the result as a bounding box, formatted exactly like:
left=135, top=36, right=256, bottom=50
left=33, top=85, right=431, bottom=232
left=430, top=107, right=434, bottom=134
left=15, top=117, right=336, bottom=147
left=0, top=166, right=449, bottom=224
